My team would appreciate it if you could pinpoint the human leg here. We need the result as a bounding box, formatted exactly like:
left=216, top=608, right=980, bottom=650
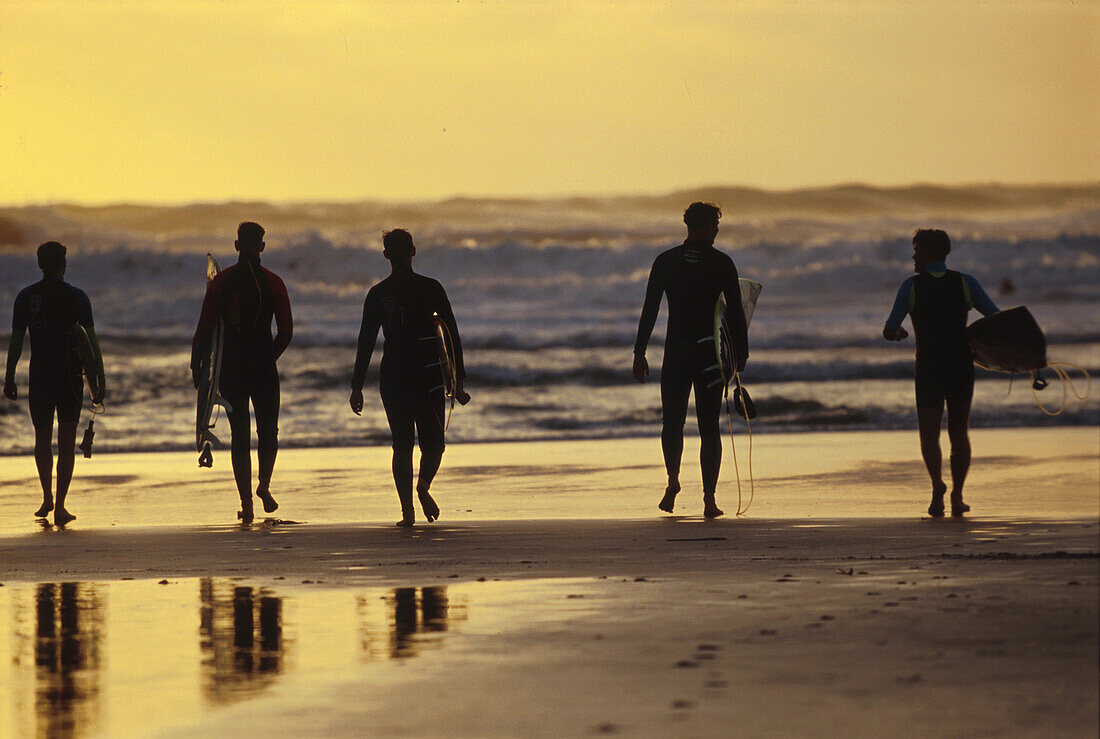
left=32, top=418, right=54, bottom=517
left=917, top=407, right=947, bottom=516
left=53, top=421, right=78, bottom=526
left=226, top=398, right=254, bottom=520
left=413, top=391, right=445, bottom=523
left=659, top=360, right=692, bottom=512
left=381, top=378, right=416, bottom=526
left=946, top=399, right=973, bottom=516
left=53, top=377, right=83, bottom=525
left=694, top=373, right=724, bottom=517
left=253, top=367, right=280, bottom=513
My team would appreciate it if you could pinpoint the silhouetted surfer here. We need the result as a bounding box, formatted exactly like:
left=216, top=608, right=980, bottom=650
left=883, top=229, right=999, bottom=517
left=633, top=203, right=748, bottom=518
left=349, top=229, right=466, bottom=526
left=191, top=222, right=293, bottom=523
left=4, top=242, right=106, bottom=526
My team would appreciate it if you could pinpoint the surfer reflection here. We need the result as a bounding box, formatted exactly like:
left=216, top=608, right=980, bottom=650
left=4, top=242, right=106, bottom=526
left=349, top=229, right=467, bottom=527
left=883, top=229, right=999, bottom=517
left=199, top=578, right=285, bottom=701
left=191, top=222, right=293, bottom=523
left=633, top=203, right=748, bottom=518
left=33, top=582, right=105, bottom=736
left=390, top=586, right=451, bottom=658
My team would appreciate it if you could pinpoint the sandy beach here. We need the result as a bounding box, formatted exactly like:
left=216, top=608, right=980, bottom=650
left=1, top=428, right=1097, bottom=736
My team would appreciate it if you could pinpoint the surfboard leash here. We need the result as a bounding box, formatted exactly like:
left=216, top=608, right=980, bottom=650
left=1031, top=361, right=1091, bottom=417
left=733, top=370, right=755, bottom=516
left=723, top=386, right=744, bottom=517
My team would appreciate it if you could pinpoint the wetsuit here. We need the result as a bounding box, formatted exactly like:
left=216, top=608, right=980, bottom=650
left=352, top=268, right=465, bottom=507
left=10, top=277, right=97, bottom=427
left=191, top=255, right=292, bottom=499
left=884, top=262, right=998, bottom=410
left=634, top=240, right=748, bottom=492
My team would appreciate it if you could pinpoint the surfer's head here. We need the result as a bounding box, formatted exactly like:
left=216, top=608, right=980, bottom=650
left=684, top=202, right=721, bottom=243
left=912, top=229, right=951, bottom=272
left=235, top=221, right=266, bottom=256
left=37, top=241, right=66, bottom=277
left=382, top=229, right=416, bottom=265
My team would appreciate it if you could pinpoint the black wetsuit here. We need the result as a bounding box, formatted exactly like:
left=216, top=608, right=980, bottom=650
left=910, top=270, right=975, bottom=410
left=192, top=255, right=292, bottom=500
left=12, top=277, right=94, bottom=426
left=634, top=240, right=748, bottom=493
left=352, top=268, right=465, bottom=509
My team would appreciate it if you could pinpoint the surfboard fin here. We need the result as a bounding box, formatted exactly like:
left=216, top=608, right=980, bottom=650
left=198, top=441, right=214, bottom=468
left=733, top=383, right=757, bottom=420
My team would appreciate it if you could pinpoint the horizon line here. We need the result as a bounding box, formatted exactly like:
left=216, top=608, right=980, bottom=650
left=3, top=180, right=1098, bottom=210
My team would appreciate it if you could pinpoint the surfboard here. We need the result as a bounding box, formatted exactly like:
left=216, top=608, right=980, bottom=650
left=420, top=312, right=467, bottom=429
left=195, top=254, right=231, bottom=467
left=713, top=278, right=762, bottom=387
left=711, top=279, right=762, bottom=418
left=967, top=306, right=1047, bottom=374
left=69, top=323, right=104, bottom=403
left=428, top=314, right=457, bottom=400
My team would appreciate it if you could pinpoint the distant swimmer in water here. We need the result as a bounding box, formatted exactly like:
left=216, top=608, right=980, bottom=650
left=349, top=229, right=466, bottom=527
left=633, top=203, right=749, bottom=518
left=4, top=242, right=106, bottom=526
left=191, top=222, right=293, bottom=523
left=883, top=229, right=999, bottom=518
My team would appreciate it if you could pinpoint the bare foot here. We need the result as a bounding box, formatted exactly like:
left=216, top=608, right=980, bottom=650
left=703, top=495, right=724, bottom=519
left=950, top=492, right=970, bottom=517
left=256, top=482, right=279, bottom=513
left=417, top=489, right=440, bottom=523
left=396, top=514, right=415, bottom=527
left=54, top=508, right=76, bottom=527
left=659, top=481, right=680, bottom=513
left=238, top=501, right=254, bottom=524
left=928, top=482, right=947, bottom=518
left=35, top=500, right=54, bottom=518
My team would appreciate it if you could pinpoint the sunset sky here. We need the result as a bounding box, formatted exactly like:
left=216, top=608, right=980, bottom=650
left=2, top=1, right=1096, bottom=204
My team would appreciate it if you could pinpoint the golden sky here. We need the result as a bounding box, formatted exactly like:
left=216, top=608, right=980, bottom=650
left=1, top=1, right=1096, bottom=204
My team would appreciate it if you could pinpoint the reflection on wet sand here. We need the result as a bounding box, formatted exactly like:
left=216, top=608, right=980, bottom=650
left=390, top=586, right=452, bottom=659
left=34, top=582, right=105, bottom=738
left=199, top=579, right=287, bottom=702
left=3, top=579, right=467, bottom=735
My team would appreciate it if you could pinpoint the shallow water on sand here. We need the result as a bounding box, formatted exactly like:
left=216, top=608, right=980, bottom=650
left=0, top=430, right=1095, bottom=536
left=0, top=576, right=602, bottom=737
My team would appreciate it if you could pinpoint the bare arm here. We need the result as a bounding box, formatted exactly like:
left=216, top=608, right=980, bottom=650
left=3, top=328, right=25, bottom=399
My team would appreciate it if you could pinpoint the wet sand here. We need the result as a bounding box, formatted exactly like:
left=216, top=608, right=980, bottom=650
left=0, top=428, right=1097, bottom=736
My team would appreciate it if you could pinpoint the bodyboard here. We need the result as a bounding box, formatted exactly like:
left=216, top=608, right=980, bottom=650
left=967, top=306, right=1046, bottom=373
left=196, top=254, right=229, bottom=462
left=69, top=323, right=104, bottom=402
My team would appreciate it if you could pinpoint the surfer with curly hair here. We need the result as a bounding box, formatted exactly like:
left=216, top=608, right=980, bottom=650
left=4, top=242, right=106, bottom=526
left=349, top=229, right=466, bottom=527
left=633, top=202, right=749, bottom=518
left=883, top=229, right=999, bottom=517
left=191, top=222, right=293, bottom=523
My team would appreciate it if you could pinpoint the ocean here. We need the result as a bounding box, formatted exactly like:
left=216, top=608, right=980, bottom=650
left=1, top=184, right=1097, bottom=455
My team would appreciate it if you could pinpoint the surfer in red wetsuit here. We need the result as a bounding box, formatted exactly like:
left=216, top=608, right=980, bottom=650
left=192, top=222, right=293, bottom=523
left=4, top=242, right=106, bottom=526
left=633, top=203, right=749, bottom=518
left=349, top=229, right=466, bottom=527
left=883, top=229, right=999, bottom=517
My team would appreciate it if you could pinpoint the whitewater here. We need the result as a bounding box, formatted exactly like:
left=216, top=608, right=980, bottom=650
left=0, top=184, right=1097, bottom=454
